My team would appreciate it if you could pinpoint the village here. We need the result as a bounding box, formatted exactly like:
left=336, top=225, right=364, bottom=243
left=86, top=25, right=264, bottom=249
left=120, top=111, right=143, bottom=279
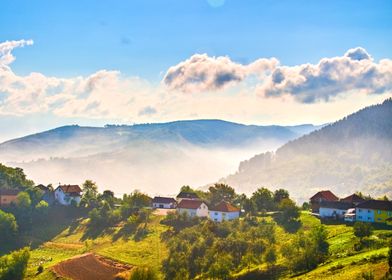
left=1, top=183, right=392, bottom=226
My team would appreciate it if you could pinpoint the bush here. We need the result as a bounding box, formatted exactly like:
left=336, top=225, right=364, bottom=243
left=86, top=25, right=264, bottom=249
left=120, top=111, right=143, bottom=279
left=0, top=209, right=18, bottom=243
left=128, top=266, right=157, bottom=280
left=0, top=247, right=30, bottom=280
left=354, top=222, right=373, bottom=240
left=37, top=265, right=44, bottom=274
left=361, top=271, right=374, bottom=280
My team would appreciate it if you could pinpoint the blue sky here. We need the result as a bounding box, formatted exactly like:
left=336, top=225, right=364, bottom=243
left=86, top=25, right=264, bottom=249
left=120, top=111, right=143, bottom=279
left=0, top=0, right=392, bottom=141
left=2, top=0, right=391, bottom=79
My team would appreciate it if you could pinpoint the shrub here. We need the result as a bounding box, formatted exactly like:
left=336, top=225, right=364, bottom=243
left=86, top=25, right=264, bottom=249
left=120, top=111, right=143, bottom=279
left=0, top=247, right=30, bottom=280
left=37, top=265, right=44, bottom=274
left=128, top=266, right=158, bottom=280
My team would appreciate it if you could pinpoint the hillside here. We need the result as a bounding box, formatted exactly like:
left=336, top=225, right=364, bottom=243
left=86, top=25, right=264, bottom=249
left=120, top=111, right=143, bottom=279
left=0, top=120, right=320, bottom=195
left=24, top=212, right=391, bottom=280
left=223, top=99, right=392, bottom=201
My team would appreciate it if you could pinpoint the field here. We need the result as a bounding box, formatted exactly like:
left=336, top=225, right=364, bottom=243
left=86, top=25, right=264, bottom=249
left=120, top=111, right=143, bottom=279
left=25, top=214, right=168, bottom=279
left=23, top=211, right=391, bottom=280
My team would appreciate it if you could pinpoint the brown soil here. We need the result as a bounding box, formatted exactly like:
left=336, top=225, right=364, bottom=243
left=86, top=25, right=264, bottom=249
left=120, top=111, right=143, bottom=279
left=52, top=253, right=131, bottom=280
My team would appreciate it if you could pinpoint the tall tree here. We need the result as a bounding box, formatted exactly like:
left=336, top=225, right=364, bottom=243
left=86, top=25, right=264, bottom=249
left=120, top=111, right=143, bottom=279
left=251, top=187, right=274, bottom=212
left=208, top=183, right=236, bottom=205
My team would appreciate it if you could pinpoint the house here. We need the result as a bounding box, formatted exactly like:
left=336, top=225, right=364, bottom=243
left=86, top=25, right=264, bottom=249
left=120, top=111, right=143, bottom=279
left=176, top=191, right=200, bottom=203
left=340, top=194, right=365, bottom=205
left=35, top=184, right=55, bottom=205
left=309, top=190, right=339, bottom=213
left=344, top=208, right=356, bottom=222
left=319, top=201, right=353, bottom=219
left=0, top=189, right=19, bottom=207
left=152, top=197, right=176, bottom=209
left=54, top=184, right=82, bottom=206
left=356, top=200, right=392, bottom=224
left=209, top=201, right=240, bottom=222
left=177, top=199, right=208, bottom=218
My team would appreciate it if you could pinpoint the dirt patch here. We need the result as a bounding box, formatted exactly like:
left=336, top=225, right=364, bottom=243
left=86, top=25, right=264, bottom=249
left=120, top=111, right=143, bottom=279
left=52, top=253, right=131, bottom=280
left=153, top=208, right=176, bottom=216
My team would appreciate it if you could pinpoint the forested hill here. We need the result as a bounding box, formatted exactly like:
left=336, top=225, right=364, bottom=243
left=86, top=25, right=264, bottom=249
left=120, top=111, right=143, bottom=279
left=223, top=98, right=392, bottom=201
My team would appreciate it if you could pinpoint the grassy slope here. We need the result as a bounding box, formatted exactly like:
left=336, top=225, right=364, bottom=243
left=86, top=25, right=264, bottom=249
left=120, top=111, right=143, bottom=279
left=25, top=215, right=168, bottom=279
left=25, top=212, right=390, bottom=280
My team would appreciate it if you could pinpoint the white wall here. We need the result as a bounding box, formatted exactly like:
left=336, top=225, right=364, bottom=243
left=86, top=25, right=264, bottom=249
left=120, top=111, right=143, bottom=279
left=153, top=202, right=174, bottom=209
left=177, top=202, right=209, bottom=218
left=319, top=207, right=347, bottom=218
left=356, top=208, right=374, bottom=222
left=55, top=189, right=81, bottom=206
left=209, top=211, right=240, bottom=222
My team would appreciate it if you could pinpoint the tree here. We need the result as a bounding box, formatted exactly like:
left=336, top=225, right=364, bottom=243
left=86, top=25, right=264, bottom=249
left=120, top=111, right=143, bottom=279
left=16, top=192, right=31, bottom=209
left=278, top=198, right=300, bottom=222
left=207, top=254, right=233, bottom=280
left=243, top=198, right=256, bottom=215
left=353, top=222, right=373, bottom=240
left=265, top=247, right=277, bottom=267
left=251, top=187, right=274, bottom=212
left=273, top=189, right=289, bottom=204
left=81, top=180, right=99, bottom=208
left=34, top=200, right=49, bottom=222
left=388, top=241, right=392, bottom=274
left=0, top=210, right=18, bottom=242
left=311, top=225, right=329, bottom=261
left=0, top=247, right=30, bottom=280
left=302, top=202, right=310, bottom=211
left=208, top=183, right=236, bottom=205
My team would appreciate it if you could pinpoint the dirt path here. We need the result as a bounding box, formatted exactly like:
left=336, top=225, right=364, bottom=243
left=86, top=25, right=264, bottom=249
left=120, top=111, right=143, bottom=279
left=52, top=253, right=131, bottom=280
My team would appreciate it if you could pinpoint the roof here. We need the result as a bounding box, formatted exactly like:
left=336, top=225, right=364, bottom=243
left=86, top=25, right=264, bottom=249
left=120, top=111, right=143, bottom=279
left=176, top=191, right=200, bottom=199
left=57, top=185, right=82, bottom=194
left=177, top=199, right=204, bottom=209
left=35, top=184, right=49, bottom=192
left=319, top=200, right=353, bottom=210
left=356, top=200, right=392, bottom=211
left=0, top=189, right=19, bottom=196
left=209, top=201, right=240, bottom=213
left=152, top=196, right=176, bottom=204
left=310, top=190, right=339, bottom=201
left=340, top=194, right=365, bottom=204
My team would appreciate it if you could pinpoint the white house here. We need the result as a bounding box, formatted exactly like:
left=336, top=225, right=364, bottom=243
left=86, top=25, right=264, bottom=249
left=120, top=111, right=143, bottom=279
left=177, top=199, right=208, bottom=218
left=152, top=197, right=176, bottom=209
left=54, top=185, right=82, bottom=206
left=319, top=201, right=353, bottom=219
left=209, top=201, right=240, bottom=222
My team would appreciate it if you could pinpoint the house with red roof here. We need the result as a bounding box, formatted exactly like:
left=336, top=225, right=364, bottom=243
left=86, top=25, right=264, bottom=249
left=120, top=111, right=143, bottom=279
left=209, top=201, right=240, bottom=222
left=309, top=190, right=339, bottom=213
left=54, top=184, right=82, bottom=206
left=0, top=189, right=19, bottom=207
left=340, top=193, right=365, bottom=205
left=177, top=199, right=209, bottom=218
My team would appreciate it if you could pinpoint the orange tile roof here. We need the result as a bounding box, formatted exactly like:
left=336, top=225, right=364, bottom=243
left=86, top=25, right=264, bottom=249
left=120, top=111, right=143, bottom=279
left=210, top=201, right=240, bottom=212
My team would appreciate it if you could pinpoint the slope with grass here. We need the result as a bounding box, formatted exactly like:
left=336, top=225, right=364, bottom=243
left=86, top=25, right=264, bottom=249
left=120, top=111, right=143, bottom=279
left=24, top=211, right=390, bottom=280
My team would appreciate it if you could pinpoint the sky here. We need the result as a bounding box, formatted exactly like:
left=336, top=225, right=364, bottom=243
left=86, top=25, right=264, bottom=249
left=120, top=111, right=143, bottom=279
left=0, top=0, right=392, bottom=142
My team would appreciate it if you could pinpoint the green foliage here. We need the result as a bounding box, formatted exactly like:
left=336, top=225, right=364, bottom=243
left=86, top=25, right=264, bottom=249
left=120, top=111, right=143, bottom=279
left=361, top=271, right=374, bottom=280
left=160, top=211, right=201, bottom=233
left=273, top=189, right=289, bottom=204
left=265, top=246, right=277, bottom=266
left=162, top=218, right=276, bottom=279
left=208, top=183, right=236, bottom=205
left=34, top=200, right=49, bottom=216
left=353, top=222, right=373, bottom=240
left=0, top=247, right=30, bottom=280
left=16, top=191, right=31, bottom=209
left=0, top=164, right=34, bottom=190
left=128, top=266, right=158, bottom=280
left=251, top=187, right=274, bottom=212
left=0, top=209, right=18, bottom=242
left=80, top=180, right=99, bottom=208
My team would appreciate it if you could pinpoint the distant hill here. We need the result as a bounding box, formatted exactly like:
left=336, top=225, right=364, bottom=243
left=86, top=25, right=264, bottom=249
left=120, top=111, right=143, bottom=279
left=0, top=120, right=321, bottom=195
left=222, top=99, right=392, bottom=201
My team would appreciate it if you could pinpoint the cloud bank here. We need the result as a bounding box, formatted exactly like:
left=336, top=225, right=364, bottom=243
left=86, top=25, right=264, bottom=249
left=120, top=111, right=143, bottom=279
left=0, top=39, right=391, bottom=126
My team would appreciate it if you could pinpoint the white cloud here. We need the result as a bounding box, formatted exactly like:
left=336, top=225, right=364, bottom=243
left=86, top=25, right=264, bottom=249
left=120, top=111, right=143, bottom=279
left=163, top=53, right=278, bottom=93
left=0, top=40, right=391, bottom=127
left=0, top=39, right=33, bottom=66
left=258, top=47, right=392, bottom=103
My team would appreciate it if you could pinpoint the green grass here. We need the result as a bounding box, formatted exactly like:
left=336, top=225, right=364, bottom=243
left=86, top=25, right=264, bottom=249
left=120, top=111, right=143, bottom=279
left=25, top=215, right=168, bottom=279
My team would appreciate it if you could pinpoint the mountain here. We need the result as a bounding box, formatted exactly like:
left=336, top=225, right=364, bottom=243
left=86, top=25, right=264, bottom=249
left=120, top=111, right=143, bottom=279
left=0, top=120, right=321, bottom=195
left=222, top=99, right=392, bottom=201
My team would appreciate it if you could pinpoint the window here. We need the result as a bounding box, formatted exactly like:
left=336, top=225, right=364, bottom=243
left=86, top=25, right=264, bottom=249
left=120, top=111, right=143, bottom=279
left=388, top=212, right=392, bottom=217
left=358, top=216, right=362, bottom=219
left=358, top=209, right=362, bottom=212
left=367, top=210, right=371, bottom=213
left=215, top=212, right=218, bottom=216
left=377, top=210, right=381, bottom=214
left=378, top=218, right=381, bottom=221
left=368, top=217, right=371, bottom=220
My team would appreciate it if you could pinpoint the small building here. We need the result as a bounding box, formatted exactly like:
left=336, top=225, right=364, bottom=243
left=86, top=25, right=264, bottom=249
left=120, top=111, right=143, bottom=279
left=319, top=201, right=353, bottom=219
left=209, top=201, right=240, bottom=222
left=0, top=189, right=19, bottom=207
left=340, top=194, right=365, bottom=205
left=309, top=190, right=339, bottom=213
left=152, top=197, right=176, bottom=209
left=177, top=199, right=208, bottom=218
left=344, top=208, right=356, bottom=222
left=356, top=200, right=392, bottom=224
left=54, top=184, right=82, bottom=206
left=176, top=191, right=200, bottom=203
left=35, top=184, right=55, bottom=205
